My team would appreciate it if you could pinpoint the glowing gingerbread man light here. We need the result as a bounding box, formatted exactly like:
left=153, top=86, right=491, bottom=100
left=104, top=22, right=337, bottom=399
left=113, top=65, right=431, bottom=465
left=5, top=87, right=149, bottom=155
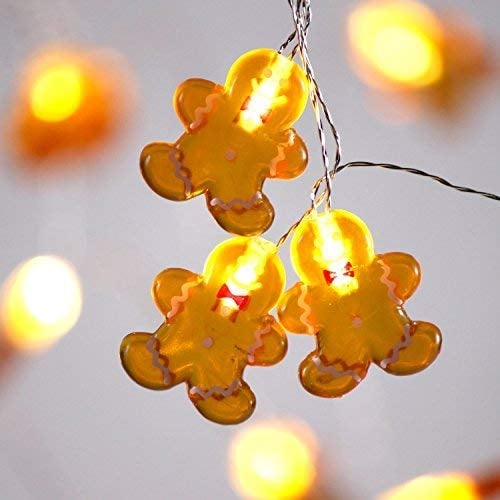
left=141, top=48, right=309, bottom=236
left=278, top=209, right=442, bottom=398
left=121, top=237, right=287, bottom=424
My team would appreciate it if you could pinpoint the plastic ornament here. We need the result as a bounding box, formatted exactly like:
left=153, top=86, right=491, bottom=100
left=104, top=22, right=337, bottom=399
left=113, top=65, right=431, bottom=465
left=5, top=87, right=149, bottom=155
left=278, top=209, right=441, bottom=398
left=7, top=45, right=133, bottom=164
left=229, top=419, right=318, bottom=500
left=120, top=237, right=287, bottom=424
left=347, top=0, right=492, bottom=121
left=140, top=48, right=309, bottom=236
left=0, top=256, right=82, bottom=353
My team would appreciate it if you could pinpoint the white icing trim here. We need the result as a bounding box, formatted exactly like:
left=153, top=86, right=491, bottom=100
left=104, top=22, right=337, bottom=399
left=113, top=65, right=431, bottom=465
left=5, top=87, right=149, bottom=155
left=297, top=284, right=315, bottom=334
left=312, top=355, right=362, bottom=383
left=169, top=147, right=192, bottom=197
left=378, top=258, right=403, bottom=305
left=269, top=130, right=296, bottom=177
left=166, top=280, right=199, bottom=321
left=189, top=93, right=222, bottom=131
left=146, top=336, right=172, bottom=385
left=209, top=191, right=263, bottom=210
left=379, top=323, right=412, bottom=369
left=247, top=321, right=273, bottom=363
left=189, top=379, right=240, bottom=400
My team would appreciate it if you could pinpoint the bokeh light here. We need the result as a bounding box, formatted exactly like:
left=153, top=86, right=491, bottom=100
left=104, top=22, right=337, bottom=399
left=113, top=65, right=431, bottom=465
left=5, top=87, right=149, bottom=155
left=30, top=63, right=84, bottom=123
left=229, top=419, right=318, bottom=499
left=0, top=256, right=82, bottom=353
left=7, top=45, right=135, bottom=163
left=380, top=473, right=479, bottom=500
left=348, top=0, right=444, bottom=89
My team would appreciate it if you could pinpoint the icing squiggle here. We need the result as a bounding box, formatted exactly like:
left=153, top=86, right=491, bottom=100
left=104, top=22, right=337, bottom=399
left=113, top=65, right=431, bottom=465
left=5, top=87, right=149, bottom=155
left=210, top=191, right=263, bottom=210
left=167, top=280, right=199, bottom=321
left=189, top=379, right=240, bottom=400
left=247, top=321, right=273, bottom=363
left=312, top=355, right=362, bottom=383
left=146, top=336, right=172, bottom=385
left=379, top=323, right=412, bottom=369
left=297, top=284, right=315, bottom=334
left=269, top=130, right=296, bottom=177
left=169, top=147, right=193, bottom=197
left=378, top=258, right=403, bottom=305
left=189, top=93, right=223, bottom=131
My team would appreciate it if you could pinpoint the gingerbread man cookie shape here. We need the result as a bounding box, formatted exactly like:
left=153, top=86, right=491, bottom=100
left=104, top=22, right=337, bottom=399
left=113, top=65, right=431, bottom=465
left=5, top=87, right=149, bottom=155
left=278, top=209, right=441, bottom=398
left=140, top=48, right=309, bottom=236
left=120, top=237, right=287, bottom=424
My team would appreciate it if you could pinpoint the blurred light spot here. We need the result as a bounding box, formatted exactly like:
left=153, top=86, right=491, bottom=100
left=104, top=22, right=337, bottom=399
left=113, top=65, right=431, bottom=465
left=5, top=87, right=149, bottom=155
left=30, top=64, right=83, bottom=122
left=380, top=473, right=479, bottom=500
left=348, top=0, right=443, bottom=88
left=229, top=419, right=318, bottom=499
left=1, top=256, right=82, bottom=352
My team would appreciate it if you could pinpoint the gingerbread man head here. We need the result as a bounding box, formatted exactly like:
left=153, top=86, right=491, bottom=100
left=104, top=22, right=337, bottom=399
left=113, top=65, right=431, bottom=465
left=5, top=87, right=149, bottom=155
left=278, top=209, right=441, bottom=398
left=140, top=48, right=309, bottom=236
left=121, top=237, right=287, bottom=424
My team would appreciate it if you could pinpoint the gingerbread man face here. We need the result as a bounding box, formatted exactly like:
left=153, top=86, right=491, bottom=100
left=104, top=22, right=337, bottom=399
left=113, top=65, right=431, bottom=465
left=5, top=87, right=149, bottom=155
left=278, top=209, right=441, bottom=398
left=120, top=237, right=287, bottom=424
left=141, top=48, right=309, bottom=236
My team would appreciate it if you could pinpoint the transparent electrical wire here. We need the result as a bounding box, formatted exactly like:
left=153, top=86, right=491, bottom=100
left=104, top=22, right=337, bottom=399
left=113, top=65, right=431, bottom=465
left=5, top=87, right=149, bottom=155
left=275, top=0, right=499, bottom=248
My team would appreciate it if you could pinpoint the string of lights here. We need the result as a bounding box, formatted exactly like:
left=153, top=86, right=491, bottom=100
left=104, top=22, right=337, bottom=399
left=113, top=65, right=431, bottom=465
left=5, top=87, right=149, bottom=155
left=275, top=0, right=500, bottom=249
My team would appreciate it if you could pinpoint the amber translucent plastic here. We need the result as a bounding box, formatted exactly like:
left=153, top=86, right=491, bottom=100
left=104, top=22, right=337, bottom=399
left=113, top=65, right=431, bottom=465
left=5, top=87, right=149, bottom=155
left=278, top=209, right=441, bottom=398
left=120, top=237, right=287, bottom=424
left=140, top=48, right=309, bottom=236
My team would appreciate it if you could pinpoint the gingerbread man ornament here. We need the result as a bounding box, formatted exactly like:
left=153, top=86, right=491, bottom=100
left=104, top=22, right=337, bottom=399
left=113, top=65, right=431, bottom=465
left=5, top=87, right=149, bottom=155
left=141, top=48, right=309, bottom=236
left=278, top=209, right=441, bottom=398
left=121, top=237, right=287, bottom=424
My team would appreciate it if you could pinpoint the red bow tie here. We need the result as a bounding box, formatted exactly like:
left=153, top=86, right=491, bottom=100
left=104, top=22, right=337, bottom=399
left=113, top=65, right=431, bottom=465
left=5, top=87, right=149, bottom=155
left=217, top=284, right=251, bottom=310
left=323, top=262, right=355, bottom=285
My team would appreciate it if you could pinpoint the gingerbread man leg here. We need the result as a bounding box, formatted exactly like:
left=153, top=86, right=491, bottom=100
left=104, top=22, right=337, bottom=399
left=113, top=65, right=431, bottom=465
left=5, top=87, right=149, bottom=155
left=187, top=358, right=256, bottom=425
left=120, top=323, right=193, bottom=391
left=208, top=192, right=275, bottom=237
left=377, top=321, right=442, bottom=376
left=299, top=332, right=370, bottom=398
left=246, top=316, right=288, bottom=366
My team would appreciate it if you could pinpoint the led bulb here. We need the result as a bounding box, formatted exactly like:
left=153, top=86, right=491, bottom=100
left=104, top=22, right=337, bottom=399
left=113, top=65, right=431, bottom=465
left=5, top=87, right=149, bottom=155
left=226, top=238, right=276, bottom=295
left=239, top=55, right=294, bottom=132
left=0, top=256, right=82, bottom=353
left=229, top=420, right=318, bottom=500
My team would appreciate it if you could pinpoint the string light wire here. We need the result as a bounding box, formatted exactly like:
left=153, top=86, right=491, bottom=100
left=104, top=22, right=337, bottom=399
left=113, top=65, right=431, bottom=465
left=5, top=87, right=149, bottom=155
left=275, top=0, right=499, bottom=248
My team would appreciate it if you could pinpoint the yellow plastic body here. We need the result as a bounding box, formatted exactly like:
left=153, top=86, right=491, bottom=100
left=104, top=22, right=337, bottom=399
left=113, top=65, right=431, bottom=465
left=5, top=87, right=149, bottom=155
left=278, top=209, right=441, bottom=398
left=140, top=48, right=309, bottom=236
left=121, top=237, right=287, bottom=424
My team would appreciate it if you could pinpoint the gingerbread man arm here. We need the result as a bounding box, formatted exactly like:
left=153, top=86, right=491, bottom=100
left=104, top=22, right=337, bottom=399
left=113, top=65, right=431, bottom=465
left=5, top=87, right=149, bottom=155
left=246, top=315, right=288, bottom=366
left=376, top=252, right=421, bottom=302
left=152, top=268, right=202, bottom=321
left=278, top=282, right=316, bottom=335
left=174, top=78, right=224, bottom=132
left=268, top=129, right=308, bottom=180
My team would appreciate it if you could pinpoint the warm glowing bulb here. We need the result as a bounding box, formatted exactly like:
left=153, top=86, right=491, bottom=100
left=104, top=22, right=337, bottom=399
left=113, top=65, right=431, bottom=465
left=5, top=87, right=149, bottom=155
left=239, top=56, right=294, bottom=132
left=229, top=420, right=318, bottom=500
left=0, top=256, right=82, bottom=352
left=30, top=64, right=84, bottom=122
left=348, top=0, right=444, bottom=88
left=380, top=473, right=479, bottom=500
left=226, top=239, right=275, bottom=295
left=314, top=212, right=358, bottom=294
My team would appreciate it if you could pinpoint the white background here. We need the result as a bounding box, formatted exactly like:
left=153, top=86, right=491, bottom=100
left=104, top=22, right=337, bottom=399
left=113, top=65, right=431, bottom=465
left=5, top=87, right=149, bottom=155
left=0, top=1, right=499, bottom=498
